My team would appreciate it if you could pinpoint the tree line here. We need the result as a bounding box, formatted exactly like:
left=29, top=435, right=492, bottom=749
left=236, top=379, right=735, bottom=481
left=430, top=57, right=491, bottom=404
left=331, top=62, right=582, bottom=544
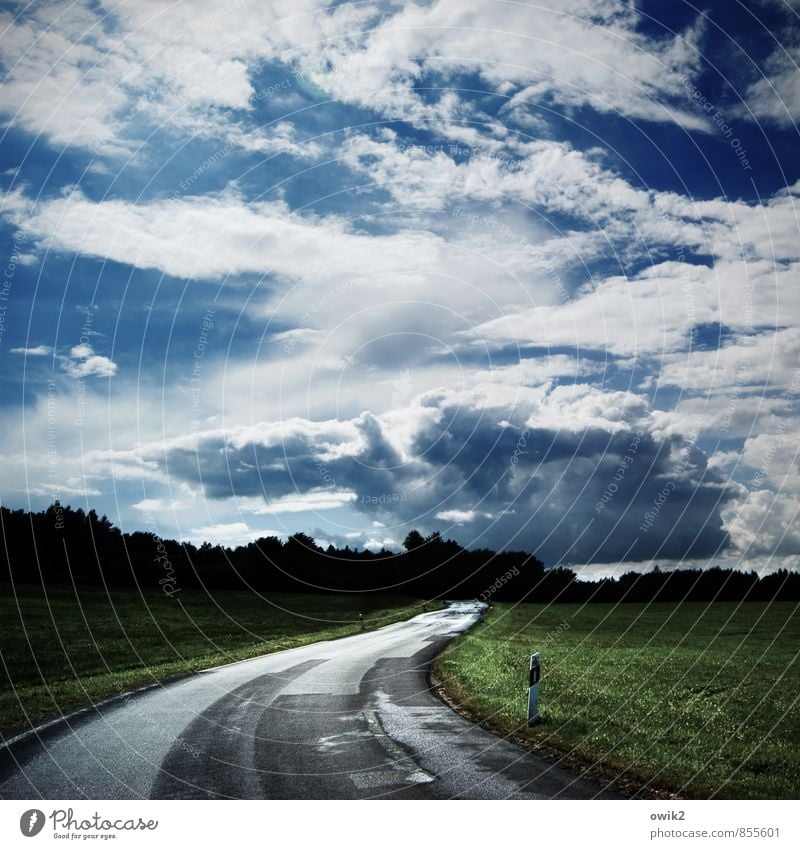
left=0, top=502, right=797, bottom=602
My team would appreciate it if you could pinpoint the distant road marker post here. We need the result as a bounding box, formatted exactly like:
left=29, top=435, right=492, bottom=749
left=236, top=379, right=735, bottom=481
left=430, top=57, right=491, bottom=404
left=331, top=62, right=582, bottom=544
left=527, top=652, right=540, bottom=725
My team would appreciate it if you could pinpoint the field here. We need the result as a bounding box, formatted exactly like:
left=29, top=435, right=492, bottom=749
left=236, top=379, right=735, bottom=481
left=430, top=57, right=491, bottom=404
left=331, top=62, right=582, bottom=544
left=0, top=584, right=419, bottom=734
left=434, top=601, right=800, bottom=799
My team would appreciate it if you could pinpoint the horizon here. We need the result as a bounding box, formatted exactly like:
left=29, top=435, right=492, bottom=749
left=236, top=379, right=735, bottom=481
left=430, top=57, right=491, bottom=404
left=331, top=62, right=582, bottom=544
left=2, top=499, right=793, bottom=583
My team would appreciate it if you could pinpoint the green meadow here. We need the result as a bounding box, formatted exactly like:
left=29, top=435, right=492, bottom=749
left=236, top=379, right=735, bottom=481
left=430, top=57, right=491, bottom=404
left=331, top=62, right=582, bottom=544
left=435, top=601, right=800, bottom=799
left=0, top=584, right=418, bottom=734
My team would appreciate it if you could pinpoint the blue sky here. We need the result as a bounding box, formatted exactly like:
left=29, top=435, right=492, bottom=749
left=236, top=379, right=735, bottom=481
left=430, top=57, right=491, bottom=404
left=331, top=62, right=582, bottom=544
left=1, top=0, right=798, bottom=576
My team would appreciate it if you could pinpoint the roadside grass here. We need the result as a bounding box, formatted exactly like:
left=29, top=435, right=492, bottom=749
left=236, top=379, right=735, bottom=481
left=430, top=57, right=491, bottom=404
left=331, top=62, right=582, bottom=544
left=0, top=583, right=420, bottom=735
left=434, top=601, right=800, bottom=799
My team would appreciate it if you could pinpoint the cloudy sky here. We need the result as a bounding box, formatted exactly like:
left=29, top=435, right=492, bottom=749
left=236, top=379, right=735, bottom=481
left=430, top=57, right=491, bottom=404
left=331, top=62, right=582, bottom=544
left=1, top=0, right=798, bottom=575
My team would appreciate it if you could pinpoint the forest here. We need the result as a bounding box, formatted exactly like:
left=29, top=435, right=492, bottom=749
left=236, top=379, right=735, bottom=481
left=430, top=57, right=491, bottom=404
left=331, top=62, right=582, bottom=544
left=1, top=502, right=797, bottom=603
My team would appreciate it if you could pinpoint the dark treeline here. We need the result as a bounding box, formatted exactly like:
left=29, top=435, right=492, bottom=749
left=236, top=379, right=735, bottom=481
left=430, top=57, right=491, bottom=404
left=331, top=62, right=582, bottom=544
left=1, top=503, right=798, bottom=602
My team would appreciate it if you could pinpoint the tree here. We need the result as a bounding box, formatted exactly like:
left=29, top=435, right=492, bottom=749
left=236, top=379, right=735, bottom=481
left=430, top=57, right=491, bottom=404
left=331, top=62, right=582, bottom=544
left=403, top=530, right=425, bottom=551
left=286, top=532, right=319, bottom=551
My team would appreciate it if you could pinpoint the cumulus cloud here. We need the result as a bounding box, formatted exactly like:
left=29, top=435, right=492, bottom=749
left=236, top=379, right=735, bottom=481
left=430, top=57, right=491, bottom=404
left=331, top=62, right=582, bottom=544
left=721, top=426, right=800, bottom=557
left=105, top=385, right=735, bottom=564
left=63, top=344, right=117, bottom=378
left=9, top=341, right=117, bottom=378
left=726, top=489, right=800, bottom=557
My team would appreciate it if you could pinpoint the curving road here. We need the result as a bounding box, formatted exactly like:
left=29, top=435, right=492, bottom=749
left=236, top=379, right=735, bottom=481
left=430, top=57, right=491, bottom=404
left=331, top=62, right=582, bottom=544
left=0, top=602, right=620, bottom=800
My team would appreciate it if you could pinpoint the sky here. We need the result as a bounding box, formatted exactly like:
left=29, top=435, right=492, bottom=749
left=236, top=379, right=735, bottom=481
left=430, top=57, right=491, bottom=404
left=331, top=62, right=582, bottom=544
left=0, top=0, right=798, bottom=578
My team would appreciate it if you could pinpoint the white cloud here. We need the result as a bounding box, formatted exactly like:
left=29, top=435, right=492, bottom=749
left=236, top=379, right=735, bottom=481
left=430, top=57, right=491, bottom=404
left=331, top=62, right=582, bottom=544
left=716, top=421, right=800, bottom=558
left=27, top=482, right=102, bottom=498
left=1, top=188, right=444, bottom=282
left=471, top=242, right=800, bottom=363
left=653, top=395, right=789, bottom=441
left=0, top=3, right=133, bottom=151
left=0, top=1, right=381, bottom=152
left=8, top=340, right=117, bottom=377
left=434, top=509, right=494, bottom=523
left=186, top=521, right=270, bottom=547
left=70, top=343, right=93, bottom=359
left=132, top=498, right=178, bottom=512
left=10, top=345, right=51, bottom=356
left=306, top=0, right=707, bottom=128
left=0, top=0, right=708, bottom=159
left=362, top=535, right=398, bottom=552
left=742, top=43, right=800, bottom=126
left=63, top=343, right=117, bottom=378
left=654, top=327, right=800, bottom=393
left=726, top=488, right=800, bottom=556
left=340, top=131, right=649, bottom=217
left=245, top=490, right=357, bottom=514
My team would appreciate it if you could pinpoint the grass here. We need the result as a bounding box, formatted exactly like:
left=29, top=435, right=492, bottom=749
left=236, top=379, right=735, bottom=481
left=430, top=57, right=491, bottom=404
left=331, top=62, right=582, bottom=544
left=0, top=583, right=420, bottom=735
left=434, top=601, right=800, bottom=799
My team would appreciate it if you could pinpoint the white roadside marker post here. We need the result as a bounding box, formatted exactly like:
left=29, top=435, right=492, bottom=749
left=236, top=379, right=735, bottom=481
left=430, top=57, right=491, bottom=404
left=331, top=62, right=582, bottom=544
left=527, top=653, right=540, bottom=725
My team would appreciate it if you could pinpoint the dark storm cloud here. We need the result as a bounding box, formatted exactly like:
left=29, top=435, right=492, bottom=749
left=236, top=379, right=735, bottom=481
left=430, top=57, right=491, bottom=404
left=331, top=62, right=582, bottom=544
left=146, top=392, right=735, bottom=564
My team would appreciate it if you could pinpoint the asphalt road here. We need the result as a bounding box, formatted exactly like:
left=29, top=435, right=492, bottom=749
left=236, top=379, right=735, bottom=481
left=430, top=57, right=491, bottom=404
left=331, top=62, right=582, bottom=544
left=0, top=602, right=620, bottom=799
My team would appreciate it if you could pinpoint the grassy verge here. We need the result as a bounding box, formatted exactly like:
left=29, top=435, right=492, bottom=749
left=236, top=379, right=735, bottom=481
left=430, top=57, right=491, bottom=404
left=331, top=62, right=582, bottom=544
left=434, top=601, right=800, bottom=799
left=0, top=583, right=420, bottom=734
